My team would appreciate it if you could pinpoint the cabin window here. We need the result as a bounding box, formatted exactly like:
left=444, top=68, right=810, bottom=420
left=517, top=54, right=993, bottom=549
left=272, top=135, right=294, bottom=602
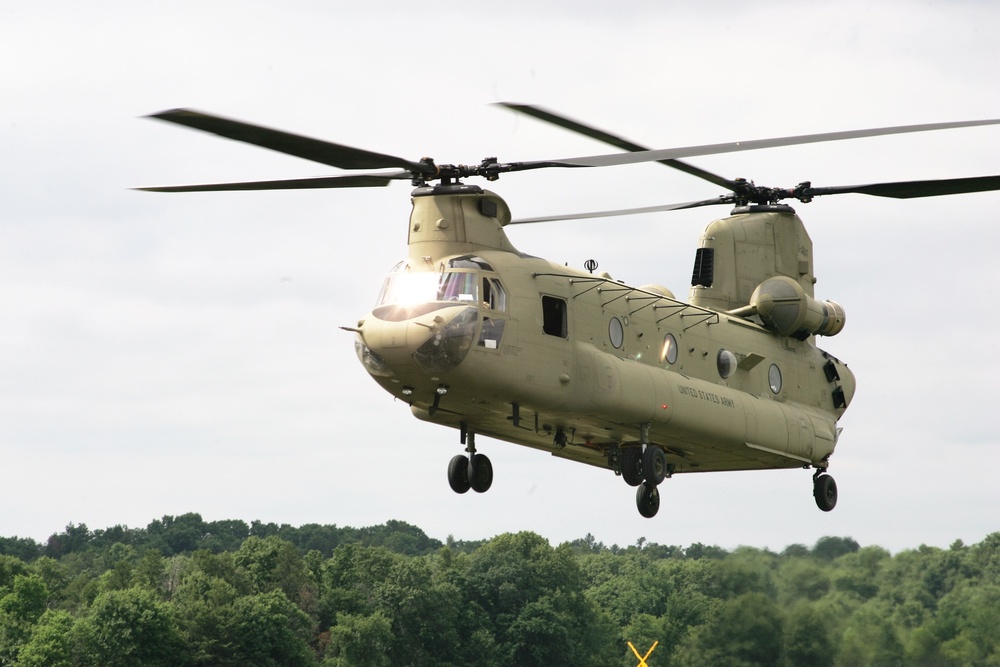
left=609, top=317, right=624, bottom=349
left=661, top=333, right=678, bottom=364
left=769, top=364, right=782, bottom=393
left=717, top=349, right=737, bottom=379
left=542, top=296, right=568, bottom=338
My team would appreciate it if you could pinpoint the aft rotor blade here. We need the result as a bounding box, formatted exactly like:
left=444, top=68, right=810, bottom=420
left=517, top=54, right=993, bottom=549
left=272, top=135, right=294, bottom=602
left=147, top=108, right=434, bottom=174
left=804, top=174, right=1000, bottom=199
left=510, top=197, right=729, bottom=224
left=135, top=172, right=409, bottom=192
left=525, top=118, right=1000, bottom=170
left=497, top=102, right=740, bottom=190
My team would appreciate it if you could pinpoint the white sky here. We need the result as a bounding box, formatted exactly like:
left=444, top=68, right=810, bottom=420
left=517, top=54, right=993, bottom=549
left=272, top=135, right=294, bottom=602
left=2, top=1, right=999, bottom=553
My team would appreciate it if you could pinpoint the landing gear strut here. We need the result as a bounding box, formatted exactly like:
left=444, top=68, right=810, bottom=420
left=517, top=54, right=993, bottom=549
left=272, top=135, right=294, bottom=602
left=447, top=426, right=493, bottom=495
left=813, top=469, right=838, bottom=512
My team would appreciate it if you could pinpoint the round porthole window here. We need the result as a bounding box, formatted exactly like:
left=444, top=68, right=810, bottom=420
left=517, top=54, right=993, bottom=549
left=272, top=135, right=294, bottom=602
left=717, top=349, right=737, bottom=379
left=661, top=333, right=678, bottom=364
left=609, top=317, right=624, bottom=349
left=769, top=364, right=782, bottom=394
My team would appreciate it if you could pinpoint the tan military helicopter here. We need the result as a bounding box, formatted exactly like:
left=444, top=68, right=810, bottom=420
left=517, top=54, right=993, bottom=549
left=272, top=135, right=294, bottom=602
left=140, top=106, right=1000, bottom=518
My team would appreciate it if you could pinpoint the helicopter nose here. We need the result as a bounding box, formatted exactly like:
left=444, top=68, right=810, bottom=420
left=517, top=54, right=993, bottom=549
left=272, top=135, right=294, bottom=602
left=356, top=305, right=478, bottom=377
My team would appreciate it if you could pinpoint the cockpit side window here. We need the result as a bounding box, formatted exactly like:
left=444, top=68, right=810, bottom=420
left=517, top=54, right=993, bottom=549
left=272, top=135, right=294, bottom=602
left=482, top=277, right=507, bottom=311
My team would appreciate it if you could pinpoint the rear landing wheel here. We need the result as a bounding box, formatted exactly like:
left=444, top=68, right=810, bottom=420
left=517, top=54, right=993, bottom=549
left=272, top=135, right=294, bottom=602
left=636, top=483, right=660, bottom=518
left=643, top=446, right=667, bottom=486
left=619, top=448, right=643, bottom=487
left=448, top=454, right=471, bottom=494
left=813, top=473, right=837, bottom=512
left=468, top=453, right=493, bottom=493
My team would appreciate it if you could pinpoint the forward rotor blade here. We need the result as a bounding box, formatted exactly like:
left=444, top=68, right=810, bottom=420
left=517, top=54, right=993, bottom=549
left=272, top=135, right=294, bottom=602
left=804, top=174, right=1000, bottom=199
left=135, top=172, right=408, bottom=193
left=510, top=197, right=729, bottom=224
left=147, top=108, right=433, bottom=174
left=498, top=102, right=740, bottom=190
left=525, top=118, right=1000, bottom=170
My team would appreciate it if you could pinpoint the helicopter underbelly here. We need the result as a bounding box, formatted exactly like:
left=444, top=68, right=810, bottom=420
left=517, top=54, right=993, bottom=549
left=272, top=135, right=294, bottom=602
left=407, top=339, right=837, bottom=475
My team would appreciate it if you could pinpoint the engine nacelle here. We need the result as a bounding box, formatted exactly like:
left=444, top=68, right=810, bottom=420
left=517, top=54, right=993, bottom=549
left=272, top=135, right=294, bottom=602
left=750, top=276, right=845, bottom=338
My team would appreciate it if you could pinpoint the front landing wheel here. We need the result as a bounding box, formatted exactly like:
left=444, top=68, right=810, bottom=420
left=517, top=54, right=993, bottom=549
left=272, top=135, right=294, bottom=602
left=448, top=455, right=471, bottom=494
left=636, top=483, right=660, bottom=518
left=813, top=474, right=838, bottom=512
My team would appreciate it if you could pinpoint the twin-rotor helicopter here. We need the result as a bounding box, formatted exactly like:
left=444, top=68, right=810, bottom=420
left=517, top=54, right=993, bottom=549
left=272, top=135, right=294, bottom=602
left=140, top=105, right=1000, bottom=518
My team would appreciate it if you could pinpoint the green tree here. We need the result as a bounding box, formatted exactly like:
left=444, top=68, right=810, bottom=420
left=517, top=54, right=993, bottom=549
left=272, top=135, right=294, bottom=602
left=320, top=544, right=400, bottom=623
left=927, top=581, right=1000, bottom=665
left=0, top=573, right=50, bottom=663
left=621, top=613, right=674, bottom=667
left=813, top=536, right=860, bottom=561
left=222, top=589, right=316, bottom=667
left=783, top=603, right=833, bottom=667
left=776, top=558, right=830, bottom=604
left=234, top=536, right=309, bottom=601
left=147, top=514, right=208, bottom=555
left=505, top=594, right=572, bottom=665
left=75, top=587, right=187, bottom=667
left=711, top=548, right=777, bottom=599
left=830, top=545, right=889, bottom=600
left=371, top=557, right=463, bottom=665
left=834, top=602, right=904, bottom=667
left=44, top=523, right=91, bottom=559
left=581, top=551, right=669, bottom=626
left=172, top=570, right=240, bottom=665
left=0, top=536, right=41, bottom=562
left=324, top=612, right=393, bottom=667
left=678, top=592, right=783, bottom=667
left=463, top=532, right=617, bottom=666
left=201, top=519, right=251, bottom=553
left=16, top=609, right=76, bottom=667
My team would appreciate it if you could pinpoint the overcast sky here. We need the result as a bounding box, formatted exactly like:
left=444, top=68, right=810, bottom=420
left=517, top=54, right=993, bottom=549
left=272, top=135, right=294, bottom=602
left=3, top=1, right=999, bottom=553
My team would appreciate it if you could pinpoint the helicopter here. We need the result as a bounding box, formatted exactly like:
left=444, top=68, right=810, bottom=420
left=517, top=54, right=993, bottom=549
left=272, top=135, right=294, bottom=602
left=139, top=106, right=1000, bottom=518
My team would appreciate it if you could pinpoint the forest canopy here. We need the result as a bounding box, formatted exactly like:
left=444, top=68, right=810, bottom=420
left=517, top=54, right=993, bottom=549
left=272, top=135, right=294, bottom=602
left=1, top=513, right=998, bottom=666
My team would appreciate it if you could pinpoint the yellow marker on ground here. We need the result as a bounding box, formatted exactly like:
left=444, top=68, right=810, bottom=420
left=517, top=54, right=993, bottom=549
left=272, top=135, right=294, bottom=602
left=627, top=640, right=658, bottom=666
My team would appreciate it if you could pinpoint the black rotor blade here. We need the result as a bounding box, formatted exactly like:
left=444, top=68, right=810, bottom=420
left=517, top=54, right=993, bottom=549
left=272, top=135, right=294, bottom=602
left=510, top=197, right=730, bottom=224
left=147, top=108, right=433, bottom=174
left=804, top=174, right=1000, bottom=200
left=521, top=118, right=1000, bottom=170
left=512, top=174, right=1000, bottom=223
left=498, top=102, right=740, bottom=190
left=135, top=172, right=408, bottom=193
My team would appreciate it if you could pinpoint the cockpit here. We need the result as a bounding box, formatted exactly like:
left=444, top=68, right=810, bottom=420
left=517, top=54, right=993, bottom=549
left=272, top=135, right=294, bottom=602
left=358, top=255, right=508, bottom=377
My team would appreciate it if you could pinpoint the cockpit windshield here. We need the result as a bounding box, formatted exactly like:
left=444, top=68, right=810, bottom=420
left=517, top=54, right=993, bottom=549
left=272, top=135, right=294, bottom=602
left=376, top=262, right=478, bottom=308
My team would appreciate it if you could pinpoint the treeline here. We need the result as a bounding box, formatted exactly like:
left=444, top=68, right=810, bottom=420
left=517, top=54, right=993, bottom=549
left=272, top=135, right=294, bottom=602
left=0, top=514, right=998, bottom=666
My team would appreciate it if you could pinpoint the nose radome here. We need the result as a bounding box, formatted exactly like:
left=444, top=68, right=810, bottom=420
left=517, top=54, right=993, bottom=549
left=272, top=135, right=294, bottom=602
left=357, top=305, right=478, bottom=377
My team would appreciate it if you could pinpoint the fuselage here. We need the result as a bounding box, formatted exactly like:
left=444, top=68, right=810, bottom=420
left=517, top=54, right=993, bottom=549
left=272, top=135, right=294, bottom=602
left=354, top=185, right=856, bottom=477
